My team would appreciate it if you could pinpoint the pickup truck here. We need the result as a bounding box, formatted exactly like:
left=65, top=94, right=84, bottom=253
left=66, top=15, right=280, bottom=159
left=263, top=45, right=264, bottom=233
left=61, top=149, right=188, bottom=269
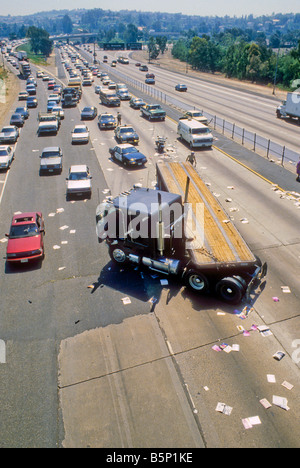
left=37, top=113, right=60, bottom=135
left=141, top=103, right=166, bottom=121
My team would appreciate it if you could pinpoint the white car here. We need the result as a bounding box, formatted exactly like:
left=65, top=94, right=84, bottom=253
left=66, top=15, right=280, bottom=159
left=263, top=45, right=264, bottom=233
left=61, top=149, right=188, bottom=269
left=71, top=125, right=89, bottom=144
left=0, top=126, right=19, bottom=144
left=0, top=145, right=14, bottom=170
left=66, top=165, right=92, bottom=199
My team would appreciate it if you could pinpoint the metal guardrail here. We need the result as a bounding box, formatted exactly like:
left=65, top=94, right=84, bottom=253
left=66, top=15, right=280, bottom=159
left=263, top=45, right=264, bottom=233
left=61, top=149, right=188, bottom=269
left=100, top=62, right=300, bottom=167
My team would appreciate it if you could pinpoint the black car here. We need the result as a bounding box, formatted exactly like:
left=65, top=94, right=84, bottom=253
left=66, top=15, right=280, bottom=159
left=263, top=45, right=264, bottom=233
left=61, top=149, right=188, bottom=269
left=10, top=113, right=24, bottom=127
left=27, top=96, right=38, bottom=108
left=81, top=106, right=97, bottom=120
left=15, top=106, right=29, bottom=119
left=129, top=97, right=146, bottom=109
left=98, top=113, right=117, bottom=129
left=109, top=144, right=147, bottom=167
left=175, top=84, right=188, bottom=92
left=114, top=125, right=139, bottom=145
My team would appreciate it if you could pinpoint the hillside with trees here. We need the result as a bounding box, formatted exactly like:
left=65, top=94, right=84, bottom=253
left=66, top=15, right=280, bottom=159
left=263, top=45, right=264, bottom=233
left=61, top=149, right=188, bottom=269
left=1, top=8, right=299, bottom=88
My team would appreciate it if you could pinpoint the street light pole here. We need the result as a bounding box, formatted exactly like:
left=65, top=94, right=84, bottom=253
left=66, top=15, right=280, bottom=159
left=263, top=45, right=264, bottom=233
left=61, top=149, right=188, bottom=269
left=273, top=47, right=280, bottom=95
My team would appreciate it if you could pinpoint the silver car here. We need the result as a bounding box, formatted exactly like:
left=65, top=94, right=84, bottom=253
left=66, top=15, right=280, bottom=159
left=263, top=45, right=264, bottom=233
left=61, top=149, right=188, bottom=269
left=39, top=146, right=63, bottom=174
left=0, top=126, right=19, bottom=143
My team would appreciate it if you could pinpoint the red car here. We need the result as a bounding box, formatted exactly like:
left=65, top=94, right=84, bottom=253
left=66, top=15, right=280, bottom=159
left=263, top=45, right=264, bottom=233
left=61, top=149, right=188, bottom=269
left=48, top=80, right=55, bottom=90
left=6, top=212, right=45, bottom=263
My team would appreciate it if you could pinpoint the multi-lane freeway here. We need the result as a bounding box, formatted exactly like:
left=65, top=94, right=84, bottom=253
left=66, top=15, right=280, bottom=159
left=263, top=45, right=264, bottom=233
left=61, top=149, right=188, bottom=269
left=0, top=44, right=299, bottom=448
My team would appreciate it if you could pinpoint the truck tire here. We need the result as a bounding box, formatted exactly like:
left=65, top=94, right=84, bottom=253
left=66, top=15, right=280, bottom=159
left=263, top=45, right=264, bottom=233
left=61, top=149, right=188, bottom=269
left=184, top=270, right=209, bottom=293
left=109, top=246, right=128, bottom=265
left=215, top=277, right=245, bottom=304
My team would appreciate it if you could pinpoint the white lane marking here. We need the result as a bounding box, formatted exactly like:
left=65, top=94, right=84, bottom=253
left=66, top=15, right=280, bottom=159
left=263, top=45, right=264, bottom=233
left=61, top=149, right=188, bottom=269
left=0, top=169, right=10, bottom=207
left=0, top=340, right=6, bottom=364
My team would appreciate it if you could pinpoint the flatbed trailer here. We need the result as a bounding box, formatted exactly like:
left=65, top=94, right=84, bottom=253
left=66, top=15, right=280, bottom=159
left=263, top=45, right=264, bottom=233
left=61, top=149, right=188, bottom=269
left=156, top=161, right=266, bottom=302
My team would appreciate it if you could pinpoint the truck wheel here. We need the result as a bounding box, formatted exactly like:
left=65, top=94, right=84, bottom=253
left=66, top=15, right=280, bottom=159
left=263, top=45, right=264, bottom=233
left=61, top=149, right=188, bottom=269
left=215, top=277, right=244, bottom=304
left=185, top=271, right=209, bottom=293
left=109, top=246, right=128, bottom=264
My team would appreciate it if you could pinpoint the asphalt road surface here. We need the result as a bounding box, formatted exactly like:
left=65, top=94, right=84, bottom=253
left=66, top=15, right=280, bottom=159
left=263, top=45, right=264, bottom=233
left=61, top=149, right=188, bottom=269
left=0, top=46, right=299, bottom=448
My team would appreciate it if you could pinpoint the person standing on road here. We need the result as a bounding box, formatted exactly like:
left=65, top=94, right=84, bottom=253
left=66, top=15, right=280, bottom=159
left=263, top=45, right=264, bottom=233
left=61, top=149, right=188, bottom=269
left=186, top=152, right=196, bottom=167
left=297, top=160, right=300, bottom=182
left=117, top=112, right=122, bottom=126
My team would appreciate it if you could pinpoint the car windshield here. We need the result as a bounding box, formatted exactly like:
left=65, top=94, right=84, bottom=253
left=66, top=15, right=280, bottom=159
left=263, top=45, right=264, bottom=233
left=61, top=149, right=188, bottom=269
left=191, top=112, right=203, bottom=117
left=15, top=108, right=25, bottom=112
left=102, top=115, right=113, bottom=120
left=41, top=151, right=60, bottom=158
left=83, top=107, right=92, bottom=112
left=10, top=223, right=39, bottom=238
left=123, top=147, right=137, bottom=154
left=2, top=128, right=12, bottom=133
left=69, top=172, right=88, bottom=180
left=74, top=128, right=87, bottom=133
left=120, top=127, right=134, bottom=133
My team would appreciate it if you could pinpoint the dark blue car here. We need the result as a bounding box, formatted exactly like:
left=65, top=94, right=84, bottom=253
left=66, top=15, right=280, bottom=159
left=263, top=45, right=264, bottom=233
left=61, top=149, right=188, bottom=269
left=109, top=144, right=147, bottom=167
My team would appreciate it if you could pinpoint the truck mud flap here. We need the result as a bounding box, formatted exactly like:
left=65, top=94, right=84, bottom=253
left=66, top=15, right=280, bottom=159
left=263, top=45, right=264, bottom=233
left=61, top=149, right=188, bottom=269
left=245, top=262, right=267, bottom=301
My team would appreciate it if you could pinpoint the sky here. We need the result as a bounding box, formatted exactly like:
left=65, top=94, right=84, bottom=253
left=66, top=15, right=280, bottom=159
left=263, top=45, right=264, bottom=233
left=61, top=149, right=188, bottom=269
left=1, top=0, right=299, bottom=18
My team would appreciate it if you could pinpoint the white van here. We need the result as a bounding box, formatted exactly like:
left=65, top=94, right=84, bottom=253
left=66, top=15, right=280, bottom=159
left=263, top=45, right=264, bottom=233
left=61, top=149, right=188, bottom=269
left=177, top=118, right=213, bottom=148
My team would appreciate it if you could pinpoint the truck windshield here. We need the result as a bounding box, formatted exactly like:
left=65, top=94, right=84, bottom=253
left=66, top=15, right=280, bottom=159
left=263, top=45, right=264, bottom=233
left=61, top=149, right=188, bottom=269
left=192, top=128, right=211, bottom=134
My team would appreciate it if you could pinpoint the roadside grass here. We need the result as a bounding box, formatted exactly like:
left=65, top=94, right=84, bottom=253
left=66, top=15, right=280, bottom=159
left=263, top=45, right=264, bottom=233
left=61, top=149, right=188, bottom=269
left=16, top=43, right=48, bottom=65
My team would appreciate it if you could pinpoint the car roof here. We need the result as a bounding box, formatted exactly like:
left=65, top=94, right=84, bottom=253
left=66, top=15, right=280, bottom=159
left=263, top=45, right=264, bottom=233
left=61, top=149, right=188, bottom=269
left=116, top=143, right=135, bottom=149
left=12, top=212, right=39, bottom=224
left=74, top=125, right=88, bottom=129
left=70, top=164, right=88, bottom=172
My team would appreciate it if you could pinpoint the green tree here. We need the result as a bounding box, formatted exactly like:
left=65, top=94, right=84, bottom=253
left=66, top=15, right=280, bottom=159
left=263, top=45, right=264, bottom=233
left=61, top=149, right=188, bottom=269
left=26, top=26, right=52, bottom=57
left=156, top=36, right=167, bottom=54
left=62, top=14, right=73, bottom=34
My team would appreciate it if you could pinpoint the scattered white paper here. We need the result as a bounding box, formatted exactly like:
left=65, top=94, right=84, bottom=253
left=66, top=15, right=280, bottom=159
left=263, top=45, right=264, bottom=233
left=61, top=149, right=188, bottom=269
left=232, top=344, right=240, bottom=352
left=56, top=208, right=64, bottom=213
left=58, top=266, right=66, bottom=271
left=281, top=286, right=291, bottom=293
left=61, top=241, right=68, bottom=245
left=122, top=296, right=131, bottom=305
left=48, top=212, right=56, bottom=217
left=53, top=245, right=61, bottom=250
left=272, top=395, right=289, bottom=410
left=215, top=402, right=233, bottom=415
left=260, top=398, right=272, bottom=409
left=267, top=374, right=276, bottom=383
left=0, top=238, right=7, bottom=243
left=160, top=279, right=169, bottom=286
left=281, top=381, right=294, bottom=390
left=242, top=416, right=261, bottom=429
left=59, top=225, right=69, bottom=230
left=69, top=230, right=76, bottom=234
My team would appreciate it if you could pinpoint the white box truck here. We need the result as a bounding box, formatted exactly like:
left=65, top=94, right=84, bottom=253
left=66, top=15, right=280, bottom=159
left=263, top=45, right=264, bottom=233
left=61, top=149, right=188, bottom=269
left=276, top=92, right=300, bottom=121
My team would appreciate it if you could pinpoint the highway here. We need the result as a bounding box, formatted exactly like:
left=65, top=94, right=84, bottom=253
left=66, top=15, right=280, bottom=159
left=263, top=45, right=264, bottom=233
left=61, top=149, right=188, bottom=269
left=87, top=47, right=300, bottom=161
left=0, top=45, right=299, bottom=448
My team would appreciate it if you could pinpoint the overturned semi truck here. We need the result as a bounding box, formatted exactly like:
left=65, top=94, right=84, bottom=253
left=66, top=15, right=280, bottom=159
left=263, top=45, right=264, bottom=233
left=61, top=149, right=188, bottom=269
left=96, top=161, right=267, bottom=304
